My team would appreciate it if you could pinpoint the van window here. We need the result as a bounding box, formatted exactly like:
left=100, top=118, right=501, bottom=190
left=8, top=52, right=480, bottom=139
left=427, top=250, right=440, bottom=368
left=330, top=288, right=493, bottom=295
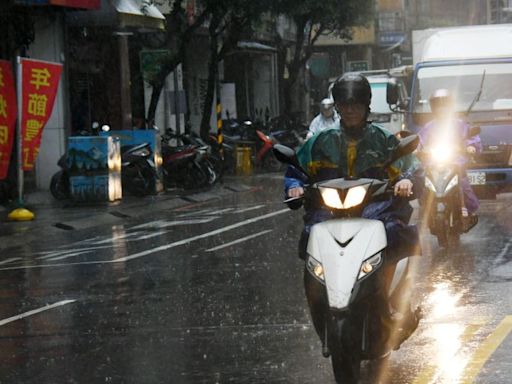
left=414, top=63, right=512, bottom=113
left=370, top=82, right=392, bottom=113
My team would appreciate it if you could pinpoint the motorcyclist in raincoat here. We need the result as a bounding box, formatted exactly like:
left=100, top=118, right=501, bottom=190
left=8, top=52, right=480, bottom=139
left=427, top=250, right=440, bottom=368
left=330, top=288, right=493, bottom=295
left=306, top=98, right=340, bottom=139
left=418, top=89, right=482, bottom=227
left=285, top=73, right=423, bottom=263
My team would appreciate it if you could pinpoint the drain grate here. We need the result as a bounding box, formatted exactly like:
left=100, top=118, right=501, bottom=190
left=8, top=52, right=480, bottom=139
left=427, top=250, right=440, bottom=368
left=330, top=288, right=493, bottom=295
left=54, top=223, right=75, bottom=231
left=109, top=211, right=131, bottom=218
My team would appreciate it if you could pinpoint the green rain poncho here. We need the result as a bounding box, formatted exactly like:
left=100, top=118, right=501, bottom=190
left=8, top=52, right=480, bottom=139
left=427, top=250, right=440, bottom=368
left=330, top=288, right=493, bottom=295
left=296, top=122, right=420, bottom=181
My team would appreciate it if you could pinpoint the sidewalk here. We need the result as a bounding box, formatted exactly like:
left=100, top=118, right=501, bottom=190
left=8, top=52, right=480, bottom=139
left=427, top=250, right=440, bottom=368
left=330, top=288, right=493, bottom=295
left=0, top=177, right=257, bottom=250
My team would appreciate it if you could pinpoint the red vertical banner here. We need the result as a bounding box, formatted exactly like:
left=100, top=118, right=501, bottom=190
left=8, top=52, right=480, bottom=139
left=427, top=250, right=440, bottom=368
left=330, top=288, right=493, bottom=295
left=0, top=60, right=17, bottom=180
left=20, top=58, right=62, bottom=171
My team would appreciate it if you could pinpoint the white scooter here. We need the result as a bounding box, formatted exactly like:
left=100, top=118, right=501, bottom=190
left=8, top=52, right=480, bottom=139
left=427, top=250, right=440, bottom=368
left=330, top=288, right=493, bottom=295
left=274, top=136, right=422, bottom=384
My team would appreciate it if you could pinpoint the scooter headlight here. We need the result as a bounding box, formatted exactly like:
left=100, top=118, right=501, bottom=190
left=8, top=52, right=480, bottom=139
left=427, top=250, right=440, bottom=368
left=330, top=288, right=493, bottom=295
left=319, top=187, right=343, bottom=209
left=358, top=253, right=383, bottom=280
left=343, top=186, right=368, bottom=209
left=425, top=177, right=436, bottom=192
left=319, top=185, right=368, bottom=210
left=445, top=175, right=459, bottom=192
left=307, top=256, right=325, bottom=282
left=430, top=143, right=454, bottom=164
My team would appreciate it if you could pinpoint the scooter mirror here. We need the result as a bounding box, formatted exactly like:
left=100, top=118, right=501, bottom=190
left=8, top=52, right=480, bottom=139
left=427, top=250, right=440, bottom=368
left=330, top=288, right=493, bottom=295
left=386, top=78, right=399, bottom=106
left=101, top=124, right=111, bottom=132
left=386, top=134, right=419, bottom=166
left=273, top=144, right=296, bottom=164
left=273, top=144, right=309, bottom=177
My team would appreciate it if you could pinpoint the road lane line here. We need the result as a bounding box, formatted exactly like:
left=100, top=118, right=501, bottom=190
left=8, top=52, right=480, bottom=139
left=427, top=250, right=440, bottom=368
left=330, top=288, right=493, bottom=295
left=0, top=208, right=291, bottom=270
left=0, top=257, right=22, bottom=265
left=115, top=208, right=289, bottom=262
left=205, top=229, right=273, bottom=252
left=233, top=205, right=265, bottom=214
left=47, top=250, right=95, bottom=262
left=412, top=321, right=486, bottom=384
left=460, top=315, right=512, bottom=384
left=0, top=300, right=76, bottom=327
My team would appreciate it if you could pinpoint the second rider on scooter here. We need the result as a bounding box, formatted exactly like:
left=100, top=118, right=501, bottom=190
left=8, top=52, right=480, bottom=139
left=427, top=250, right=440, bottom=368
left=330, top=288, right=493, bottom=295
left=418, top=89, right=482, bottom=231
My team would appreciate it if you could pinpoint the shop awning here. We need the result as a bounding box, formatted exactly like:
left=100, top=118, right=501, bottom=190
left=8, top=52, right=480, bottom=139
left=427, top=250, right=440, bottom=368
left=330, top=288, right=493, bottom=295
left=67, top=0, right=165, bottom=31
left=15, top=0, right=100, bottom=8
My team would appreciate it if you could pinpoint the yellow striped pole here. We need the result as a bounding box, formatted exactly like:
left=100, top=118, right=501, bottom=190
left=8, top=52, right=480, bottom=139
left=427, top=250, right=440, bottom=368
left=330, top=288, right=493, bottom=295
left=215, top=66, right=224, bottom=179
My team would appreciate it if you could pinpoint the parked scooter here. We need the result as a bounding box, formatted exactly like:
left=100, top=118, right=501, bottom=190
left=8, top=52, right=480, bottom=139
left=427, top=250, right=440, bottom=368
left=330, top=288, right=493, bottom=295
left=418, top=126, right=481, bottom=248
left=121, top=142, right=158, bottom=197
left=255, top=128, right=307, bottom=172
left=50, top=123, right=158, bottom=199
left=273, top=135, right=422, bottom=383
left=161, top=130, right=216, bottom=189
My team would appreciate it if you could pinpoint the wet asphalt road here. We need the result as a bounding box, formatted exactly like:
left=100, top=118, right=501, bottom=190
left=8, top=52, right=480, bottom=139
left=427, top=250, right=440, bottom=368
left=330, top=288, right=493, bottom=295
left=0, top=174, right=511, bottom=384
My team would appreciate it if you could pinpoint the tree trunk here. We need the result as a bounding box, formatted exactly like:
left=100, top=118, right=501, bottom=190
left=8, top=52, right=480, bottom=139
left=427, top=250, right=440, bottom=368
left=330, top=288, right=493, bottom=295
left=147, top=74, right=170, bottom=125
left=283, top=16, right=307, bottom=115
left=199, top=17, right=220, bottom=140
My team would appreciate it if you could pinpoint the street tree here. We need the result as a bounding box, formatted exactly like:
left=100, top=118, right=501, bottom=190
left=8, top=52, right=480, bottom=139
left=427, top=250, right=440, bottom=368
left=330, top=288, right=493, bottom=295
left=272, top=0, right=373, bottom=113
left=142, top=0, right=211, bottom=124
left=198, top=0, right=272, bottom=138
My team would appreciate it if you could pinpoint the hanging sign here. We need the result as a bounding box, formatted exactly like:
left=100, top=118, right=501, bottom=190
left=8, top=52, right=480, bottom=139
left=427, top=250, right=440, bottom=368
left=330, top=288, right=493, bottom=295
left=0, top=60, right=17, bottom=180
left=20, top=58, right=62, bottom=171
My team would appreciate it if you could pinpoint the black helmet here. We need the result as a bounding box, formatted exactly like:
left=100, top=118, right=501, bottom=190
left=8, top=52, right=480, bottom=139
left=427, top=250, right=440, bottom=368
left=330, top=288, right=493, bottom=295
left=332, top=73, right=371, bottom=107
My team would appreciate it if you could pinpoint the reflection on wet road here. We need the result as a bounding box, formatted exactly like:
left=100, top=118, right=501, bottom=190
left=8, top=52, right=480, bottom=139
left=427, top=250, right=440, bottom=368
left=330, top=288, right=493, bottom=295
left=0, top=175, right=511, bottom=383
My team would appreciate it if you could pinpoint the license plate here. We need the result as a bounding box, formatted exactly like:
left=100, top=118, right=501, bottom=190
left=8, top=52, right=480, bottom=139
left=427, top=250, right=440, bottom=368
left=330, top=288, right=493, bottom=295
left=468, top=171, right=486, bottom=185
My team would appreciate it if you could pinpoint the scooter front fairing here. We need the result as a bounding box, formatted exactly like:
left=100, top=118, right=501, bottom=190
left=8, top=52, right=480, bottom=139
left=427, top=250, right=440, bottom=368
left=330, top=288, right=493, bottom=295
left=306, top=218, right=387, bottom=310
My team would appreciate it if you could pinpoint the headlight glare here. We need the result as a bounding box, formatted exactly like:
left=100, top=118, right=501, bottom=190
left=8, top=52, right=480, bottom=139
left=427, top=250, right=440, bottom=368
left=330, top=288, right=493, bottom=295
left=320, top=187, right=343, bottom=209
left=343, top=186, right=368, bottom=209
left=431, top=143, right=454, bottom=163
left=358, top=253, right=382, bottom=280
left=319, top=185, right=368, bottom=210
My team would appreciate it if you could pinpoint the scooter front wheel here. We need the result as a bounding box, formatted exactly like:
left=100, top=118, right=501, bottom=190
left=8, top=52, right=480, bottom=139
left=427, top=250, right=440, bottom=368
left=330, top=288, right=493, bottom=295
left=50, top=171, right=70, bottom=200
left=329, top=318, right=361, bottom=384
left=331, top=344, right=361, bottom=384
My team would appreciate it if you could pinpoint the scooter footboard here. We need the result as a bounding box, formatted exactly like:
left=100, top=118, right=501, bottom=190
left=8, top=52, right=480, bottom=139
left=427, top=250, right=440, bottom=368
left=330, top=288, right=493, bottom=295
left=307, top=218, right=387, bottom=310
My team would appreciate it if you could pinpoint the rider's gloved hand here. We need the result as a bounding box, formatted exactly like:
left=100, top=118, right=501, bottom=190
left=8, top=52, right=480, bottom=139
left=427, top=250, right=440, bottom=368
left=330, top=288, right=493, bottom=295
left=288, top=187, right=304, bottom=198
left=394, top=179, right=413, bottom=197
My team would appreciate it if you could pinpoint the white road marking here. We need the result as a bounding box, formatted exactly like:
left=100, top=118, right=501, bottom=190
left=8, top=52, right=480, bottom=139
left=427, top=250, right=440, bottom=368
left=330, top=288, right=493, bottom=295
left=115, top=209, right=289, bottom=262
left=0, top=208, right=290, bottom=270
left=176, top=208, right=214, bottom=218
left=0, top=300, right=76, bottom=327
left=233, top=205, right=265, bottom=214
left=205, top=229, right=273, bottom=252
left=0, top=257, right=22, bottom=265
left=204, top=208, right=235, bottom=215
left=46, top=250, right=95, bottom=262
left=38, top=245, right=115, bottom=260
left=131, top=217, right=217, bottom=230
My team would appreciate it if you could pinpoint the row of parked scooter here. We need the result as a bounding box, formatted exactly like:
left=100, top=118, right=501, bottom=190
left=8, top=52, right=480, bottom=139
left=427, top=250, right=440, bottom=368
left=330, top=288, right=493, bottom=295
left=48, top=116, right=308, bottom=200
